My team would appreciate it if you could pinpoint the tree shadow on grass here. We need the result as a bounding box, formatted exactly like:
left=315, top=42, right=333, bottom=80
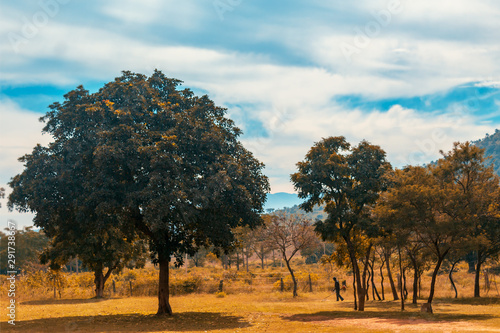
left=440, top=297, right=500, bottom=306
left=21, top=297, right=117, bottom=306
left=283, top=310, right=496, bottom=325
left=12, top=312, right=250, bottom=332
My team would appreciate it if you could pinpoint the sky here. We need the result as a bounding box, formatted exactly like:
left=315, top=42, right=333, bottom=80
left=1, top=0, right=500, bottom=228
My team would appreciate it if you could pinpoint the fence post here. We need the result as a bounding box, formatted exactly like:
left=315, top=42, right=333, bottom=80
left=129, top=281, right=133, bottom=297
left=112, top=280, right=116, bottom=294
left=280, top=278, right=284, bottom=292
left=219, top=280, right=224, bottom=292
left=309, top=274, right=313, bottom=292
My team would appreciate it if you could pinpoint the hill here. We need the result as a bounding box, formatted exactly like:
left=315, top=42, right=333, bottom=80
left=473, top=129, right=500, bottom=175
left=264, top=192, right=302, bottom=211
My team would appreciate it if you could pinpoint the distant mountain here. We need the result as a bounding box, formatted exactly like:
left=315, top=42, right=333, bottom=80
left=473, top=129, right=500, bottom=176
left=264, top=192, right=302, bottom=211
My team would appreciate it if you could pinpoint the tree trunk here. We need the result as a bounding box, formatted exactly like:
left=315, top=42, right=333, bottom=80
left=413, top=267, right=419, bottom=304
left=449, top=260, right=458, bottom=299
left=348, top=247, right=364, bottom=311
left=157, top=255, right=173, bottom=315
left=246, top=250, right=249, bottom=272
left=403, top=268, right=408, bottom=300
left=356, top=266, right=366, bottom=311
left=427, top=254, right=445, bottom=306
left=284, top=258, right=298, bottom=297
left=355, top=243, right=372, bottom=311
left=398, top=246, right=404, bottom=311
left=474, top=253, right=482, bottom=297
left=94, top=269, right=105, bottom=298
left=467, top=258, right=475, bottom=273
left=379, top=264, right=385, bottom=300
left=94, top=265, right=115, bottom=298
left=353, top=268, right=357, bottom=310
left=236, top=251, right=240, bottom=271
left=261, top=246, right=265, bottom=269
left=366, top=268, right=371, bottom=301
left=222, top=254, right=228, bottom=270
left=370, top=263, right=381, bottom=301
left=385, top=251, right=399, bottom=300
left=409, top=254, right=419, bottom=304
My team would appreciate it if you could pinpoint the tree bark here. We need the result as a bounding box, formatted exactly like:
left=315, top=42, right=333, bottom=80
left=398, top=246, right=404, bottom=311
left=413, top=267, right=419, bottom=304
left=157, top=255, right=173, bottom=315
left=366, top=268, right=371, bottom=301
left=261, top=245, right=265, bottom=269
left=379, top=263, right=385, bottom=300
left=370, top=262, right=381, bottom=301
left=385, top=251, right=399, bottom=300
left=403, top=268, right=408, bottom=300
left=427, top=253, right=446, bottom=306
left=94, top=265, right=115, bottom=298
left=236, top=251, right=240, bottom=271
left=353, top=267, right=357, bottom=310
left=474, top=252, right=482, bottom=297
left=347, top=241, right=365, bottom=311
left=351, top=242, right=372, bottom=311
left=409, top=253, right=419, bottom=304
left=246, top=249, right=249, bottom=272
left=449, top=260, right=458, bottom=299
left=284, top=258, right=298, bottom=297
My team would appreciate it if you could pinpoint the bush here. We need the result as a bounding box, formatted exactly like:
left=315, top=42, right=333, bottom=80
left=171, top=275, right=203, bottom=295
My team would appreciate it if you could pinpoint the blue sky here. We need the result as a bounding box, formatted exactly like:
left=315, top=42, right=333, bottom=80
left=1, top=0, right=500, bottom=228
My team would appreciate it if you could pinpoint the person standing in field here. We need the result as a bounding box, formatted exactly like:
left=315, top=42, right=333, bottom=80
left=333, top=277, right=344, bottom=301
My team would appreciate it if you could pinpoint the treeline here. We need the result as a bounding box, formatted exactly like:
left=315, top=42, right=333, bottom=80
left=291, top=137, right=500, bottom=313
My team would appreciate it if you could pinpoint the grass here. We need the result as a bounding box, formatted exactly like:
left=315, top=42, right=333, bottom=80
left=1, top=292, right=499, bottom=332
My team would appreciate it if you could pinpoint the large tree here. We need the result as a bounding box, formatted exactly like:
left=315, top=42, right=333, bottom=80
left=434, top=142, right=500, bottom=297
left=9, top=71, right=269, bottom=315
left=291, top=136, right=390, bottom=311
left=375, top=165, right=465, bottom=313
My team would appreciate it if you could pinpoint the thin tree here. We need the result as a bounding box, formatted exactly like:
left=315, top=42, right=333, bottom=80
left=375, top=166, right=461, bottom=313
left=266, top=213, right=318, bottom=297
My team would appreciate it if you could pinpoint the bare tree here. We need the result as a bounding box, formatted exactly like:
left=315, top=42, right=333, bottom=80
left=266, top=213, right=319, bottom=297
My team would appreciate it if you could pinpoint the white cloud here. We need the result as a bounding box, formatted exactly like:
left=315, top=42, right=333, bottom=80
left=0, top=99, right=52, bottom=183
left=244, top=104, right=496, bottom=193
left=0, top=98, right=52, bottom=229
left=1, top=0, right=500, bottom=218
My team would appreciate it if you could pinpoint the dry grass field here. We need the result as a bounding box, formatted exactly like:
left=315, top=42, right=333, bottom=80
left=1, top=261, right=500, bottom=332
left=1, top=293, right=499, bottom=332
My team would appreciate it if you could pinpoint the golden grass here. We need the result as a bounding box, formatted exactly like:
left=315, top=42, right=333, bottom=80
left=1, top=292, right=499, bottom=333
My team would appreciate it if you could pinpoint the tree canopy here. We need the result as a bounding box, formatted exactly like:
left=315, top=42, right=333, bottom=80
left=291, top=136, right=391, bottom=311
left=9, top=70, right=270, bottom=314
